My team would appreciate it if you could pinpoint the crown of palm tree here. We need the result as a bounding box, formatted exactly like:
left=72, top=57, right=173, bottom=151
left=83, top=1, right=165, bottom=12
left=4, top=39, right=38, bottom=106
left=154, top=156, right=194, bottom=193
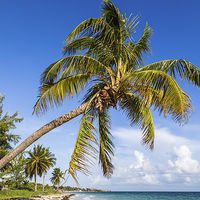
left=43, top=147, right=56, bottom=171
left=25, top=145, right=48, bottom=179
left=25, top=145, right=56, bottom=191
left=50, top=168, right=64, bottom=187
left=33, top=0, right=200, bottom=184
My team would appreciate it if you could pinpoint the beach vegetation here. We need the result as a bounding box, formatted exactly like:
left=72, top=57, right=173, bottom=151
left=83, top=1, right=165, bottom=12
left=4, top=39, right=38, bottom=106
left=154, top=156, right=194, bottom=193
left=42, top=147, right=56, bottom=192
left=0, top=182, right=60, bottom=199
left=0, top=94, right=23, bottom=172
left=50, top=168, right=65, bottom=191
left=25, top=144, right=56, bottom=192
left=2, top=152, right=28, bottom=189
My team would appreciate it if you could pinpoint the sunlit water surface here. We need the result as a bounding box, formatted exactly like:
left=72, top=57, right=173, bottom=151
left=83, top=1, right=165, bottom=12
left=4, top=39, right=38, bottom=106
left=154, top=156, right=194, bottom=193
left=69, top=191, right=200, bottom=200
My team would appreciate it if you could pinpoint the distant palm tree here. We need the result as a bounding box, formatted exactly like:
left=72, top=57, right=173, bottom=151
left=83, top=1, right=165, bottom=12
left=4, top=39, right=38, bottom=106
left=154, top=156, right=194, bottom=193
left=0, top=0, right=200, bottom=185
left=25, top=144, right=50, bottom=192
left=50, top=168, right=64, bottom=191
left=42, top=147, right=56, bottom=192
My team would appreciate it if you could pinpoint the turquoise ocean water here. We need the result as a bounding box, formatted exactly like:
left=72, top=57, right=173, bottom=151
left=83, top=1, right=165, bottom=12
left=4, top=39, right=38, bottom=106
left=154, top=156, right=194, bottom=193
left=69, top=192, right=200, bottom=200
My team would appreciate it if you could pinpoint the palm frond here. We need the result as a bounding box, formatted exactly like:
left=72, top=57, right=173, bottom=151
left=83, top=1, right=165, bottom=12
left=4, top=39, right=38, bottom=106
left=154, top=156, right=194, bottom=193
left=123, top=23, right=152, bottom=73
left=82, top=82, right=107, bottom=104
left=125, top=14, right=139, bottom=38
left=68, top=114, right=98, bottom=184
left=25, top=145, right=49, bottom=179
left=101, top=1, right=139, bottom=43
left=34, top=74, right=90, bottom=115
left=98, top=108, right=115, bottom=178
left=63, top=16, right=117, bottom=64
left=101, top=0, right=124, bottom=31
left=133, top=23, right=152, bottom=57
left=65, top=18, right=105, bottom=43
left=140, top=59, right=200, bottom=87
left=62, top=37, right=96, bottom=56
left=86, top=39, right=115, bottom=66
left=119, top=93, right=154, bottom=150
left=40, top=55, right=108, bottom=85
left=131, top=23, right=152, bottom=64
left=35, top=55, right=113, bottom=115
left=50, top=168, right=64, bottom=186
left=40, top=58, right=67, bottom=84
left=127, top=70, right=194, bottom=125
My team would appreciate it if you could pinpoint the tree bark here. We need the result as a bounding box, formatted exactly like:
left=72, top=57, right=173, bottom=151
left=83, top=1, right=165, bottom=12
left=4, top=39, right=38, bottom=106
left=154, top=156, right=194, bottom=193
left=35, top=163, right=37, bottom=192
left=0, top=102, right=90, bottom=169
left=43, top=171, right=46, bottom=192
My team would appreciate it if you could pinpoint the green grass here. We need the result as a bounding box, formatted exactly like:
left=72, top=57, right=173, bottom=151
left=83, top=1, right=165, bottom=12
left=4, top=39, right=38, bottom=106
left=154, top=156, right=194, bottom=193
left=0, top=183, right=61, bottom=199
left=0, top=189, right=61, bottom=199
left=0, top=189, right=35, bottom=199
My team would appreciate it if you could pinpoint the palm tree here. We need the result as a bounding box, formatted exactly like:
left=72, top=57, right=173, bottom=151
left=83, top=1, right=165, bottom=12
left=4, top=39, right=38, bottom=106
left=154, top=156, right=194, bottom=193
left=0, top=0, right=200, bottom=183
left=50, top=168, right=64, bottom=191
left=25, top=144, right=50, bottom=192
left=42, top=147, right=56, bottom=192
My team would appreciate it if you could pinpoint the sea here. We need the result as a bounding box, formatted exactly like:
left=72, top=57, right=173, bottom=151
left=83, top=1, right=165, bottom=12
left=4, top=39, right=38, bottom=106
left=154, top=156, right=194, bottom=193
left=69, top=191, right=200, bottom=200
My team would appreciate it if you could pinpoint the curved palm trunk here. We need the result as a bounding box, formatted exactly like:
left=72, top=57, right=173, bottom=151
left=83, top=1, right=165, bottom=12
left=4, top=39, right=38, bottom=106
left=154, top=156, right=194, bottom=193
left=0, top=102, right=90, bottom=169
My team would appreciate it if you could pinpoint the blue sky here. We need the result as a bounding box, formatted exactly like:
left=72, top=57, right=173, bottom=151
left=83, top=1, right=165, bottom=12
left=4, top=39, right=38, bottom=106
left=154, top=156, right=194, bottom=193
left=1, top=0, right=200, bottom=191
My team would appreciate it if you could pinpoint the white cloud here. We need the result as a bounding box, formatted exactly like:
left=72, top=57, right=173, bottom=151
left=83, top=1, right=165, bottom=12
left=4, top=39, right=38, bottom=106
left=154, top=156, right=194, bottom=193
left=88, top=175, right=111, bottom=186
left=161, top=173, right=173, bottom=183
left=25, top=123, right=200, bottom=190
left=91, top=143, right=200, bottom=187
left=110, top=150, right=159, bottom=185
left=133, top=151, right=145, bottom=168
left=142, top=173, right=159, bottom=185
left=101, top=126, right=200, bottom=187
left=168, top=145, right=200, bottom=174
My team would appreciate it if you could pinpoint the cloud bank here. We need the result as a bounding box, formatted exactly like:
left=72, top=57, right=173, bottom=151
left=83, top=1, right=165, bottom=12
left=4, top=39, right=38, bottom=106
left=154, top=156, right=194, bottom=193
left=89, top=127, right=200, bottom=190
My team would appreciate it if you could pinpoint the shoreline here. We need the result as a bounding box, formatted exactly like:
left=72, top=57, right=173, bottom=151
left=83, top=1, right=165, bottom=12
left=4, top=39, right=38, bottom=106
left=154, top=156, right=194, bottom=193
left=7, top=193, right=75, bottom=200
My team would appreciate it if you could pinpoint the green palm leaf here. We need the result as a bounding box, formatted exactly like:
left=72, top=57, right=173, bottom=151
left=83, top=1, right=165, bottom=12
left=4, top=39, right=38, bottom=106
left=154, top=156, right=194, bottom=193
left=25, top=145, right=49, bottom=179
left=65, top=18, right=105, bottom=43
left=140, top=59, right=200, bottom=87
left=63, top=36, right=115, bottom=68
left=82, top=82, right=107, bottom=104
left=62, top=37, right=97, bottom=56
left=43, top=147, right=56, bottom=169
left=119, top=93, right=154, bottom=150
left=98, top=108, right=115, bottom=178
left=127, top=70, right=193, bottom=125
left=133, top=23, right=152, bottom=57
left=41, top=55, right=108, bottom=84
left=68, top=114, right=98, bottom=184
left=101, top=0, right=124, bottom=31
left=34, top=74, right=90, bottom=115
left=50, top=168, right=64, bottom=189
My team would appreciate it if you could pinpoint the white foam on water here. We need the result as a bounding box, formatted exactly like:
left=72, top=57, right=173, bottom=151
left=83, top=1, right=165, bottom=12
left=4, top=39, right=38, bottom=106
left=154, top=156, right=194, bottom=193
left=70, top=193, right=92, bottom=200
left=71, top=194, right=80, bottom=199
left=83, top=195, right=95, bottom=200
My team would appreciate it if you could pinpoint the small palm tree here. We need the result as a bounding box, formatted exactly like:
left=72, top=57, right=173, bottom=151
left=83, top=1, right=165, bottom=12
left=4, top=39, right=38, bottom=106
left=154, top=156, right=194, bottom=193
left=25, top=144, right=50, bottom=192
left=42, top=147, right=56, bottom=192
left=50, top=168, right=64, bottom=191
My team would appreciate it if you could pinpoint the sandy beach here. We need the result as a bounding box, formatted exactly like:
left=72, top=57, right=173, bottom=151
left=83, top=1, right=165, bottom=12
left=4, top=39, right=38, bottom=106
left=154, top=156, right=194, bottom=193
left=7, top=193, right=75, bottom=200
